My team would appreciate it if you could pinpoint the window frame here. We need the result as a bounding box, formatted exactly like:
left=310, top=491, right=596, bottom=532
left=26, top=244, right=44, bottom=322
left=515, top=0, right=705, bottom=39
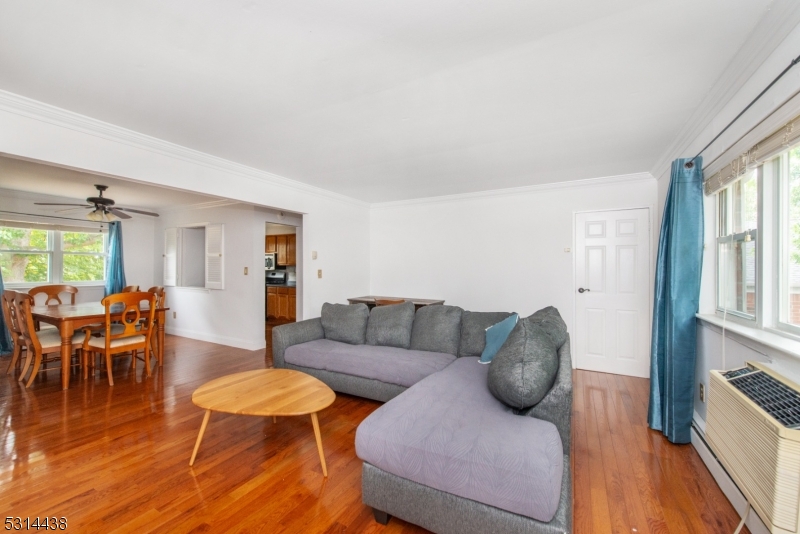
left=0, top=225, right=107, bottom=288
left=716, top=143, right=800, bottom=342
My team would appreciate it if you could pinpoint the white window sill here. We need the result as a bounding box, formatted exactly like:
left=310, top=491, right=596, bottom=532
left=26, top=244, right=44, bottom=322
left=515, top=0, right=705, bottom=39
left=696, top=313, right=800, bottom=360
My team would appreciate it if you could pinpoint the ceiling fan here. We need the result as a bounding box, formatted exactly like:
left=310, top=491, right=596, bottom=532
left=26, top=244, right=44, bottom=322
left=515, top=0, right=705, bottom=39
left=34, top=184, right=159, bottom=222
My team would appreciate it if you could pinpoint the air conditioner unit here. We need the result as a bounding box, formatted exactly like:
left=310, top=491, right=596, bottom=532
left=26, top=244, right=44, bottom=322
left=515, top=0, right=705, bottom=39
left=707, top=361, right=800, bottom=534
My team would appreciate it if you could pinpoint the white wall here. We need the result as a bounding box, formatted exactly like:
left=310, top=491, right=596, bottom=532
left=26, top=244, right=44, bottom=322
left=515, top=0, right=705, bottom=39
left=0, top=188, right=155, bottom=302
left=370, top=174, right=657, bottom=339
left=0, top=97, right=371, bottom=335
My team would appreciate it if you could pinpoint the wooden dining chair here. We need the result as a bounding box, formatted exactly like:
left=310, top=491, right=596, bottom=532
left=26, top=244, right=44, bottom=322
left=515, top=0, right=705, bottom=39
left=28, top=285, right=79, bottom=331
left=28, top=284, right=78, bottom=306
left=82, top=291, right=156, bottom=386
left=121, top=285, right=139, bottom=293
left=375, top=298, right=405, bottom=307
left=14, top=292, right=86, bottom=388
left=144, top=286, right=165, bottom=362
left=2, top=290, right=25, bottom=375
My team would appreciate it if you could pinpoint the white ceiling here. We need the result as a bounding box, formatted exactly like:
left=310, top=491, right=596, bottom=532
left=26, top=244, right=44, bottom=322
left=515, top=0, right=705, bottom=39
left=0, top=156, right=216, bottom=210
left=0, top=0, right=775, bottom=202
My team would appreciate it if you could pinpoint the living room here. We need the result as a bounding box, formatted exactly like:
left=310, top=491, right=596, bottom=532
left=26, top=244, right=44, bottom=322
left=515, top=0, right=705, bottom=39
left=3, top=1, right=800, bottom=533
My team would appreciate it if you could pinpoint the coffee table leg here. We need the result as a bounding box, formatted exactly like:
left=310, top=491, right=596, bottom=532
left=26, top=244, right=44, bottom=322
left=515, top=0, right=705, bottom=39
left=310, top=412, right=327, bottom=477
left=190, top=410, right=212, bottom=466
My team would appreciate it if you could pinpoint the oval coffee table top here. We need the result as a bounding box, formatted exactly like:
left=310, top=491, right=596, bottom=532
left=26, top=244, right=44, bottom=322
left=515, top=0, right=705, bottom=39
left=192, top=369, right=335, bottom=417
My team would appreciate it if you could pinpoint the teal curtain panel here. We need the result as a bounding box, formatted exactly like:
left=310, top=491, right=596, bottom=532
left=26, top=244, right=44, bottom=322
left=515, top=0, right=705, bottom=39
left=648, top=157, right=704, bottom=444
left=0, top=268, right=12, bottom=355
left=104, top=221, right=127, bottom=297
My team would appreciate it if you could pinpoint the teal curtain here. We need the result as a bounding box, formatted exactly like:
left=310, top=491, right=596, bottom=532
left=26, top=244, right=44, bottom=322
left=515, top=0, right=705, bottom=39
left=648, top=157, right=704, bottom=444
left=104, top=221, right=127, bottom=296
left=0, top=268, right=11, bottom=355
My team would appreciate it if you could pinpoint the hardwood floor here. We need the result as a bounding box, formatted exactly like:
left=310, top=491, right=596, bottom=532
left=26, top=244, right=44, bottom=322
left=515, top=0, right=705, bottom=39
left=0, top=337, right=747, bottom=533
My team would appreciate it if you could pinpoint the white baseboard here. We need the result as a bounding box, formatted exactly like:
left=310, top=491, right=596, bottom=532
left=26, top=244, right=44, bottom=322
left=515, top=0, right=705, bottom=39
left=165, top=326, right=266, bottom=351
left=691, top=425, right=769, bottom=534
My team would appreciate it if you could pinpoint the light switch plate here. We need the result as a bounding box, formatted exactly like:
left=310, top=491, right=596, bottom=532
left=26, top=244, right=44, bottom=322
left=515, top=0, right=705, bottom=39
left=317, top=269, right=322, bottom=278
left=312, top=251, right=318, bottom=260
left=244, top=267, right=248, bottom=275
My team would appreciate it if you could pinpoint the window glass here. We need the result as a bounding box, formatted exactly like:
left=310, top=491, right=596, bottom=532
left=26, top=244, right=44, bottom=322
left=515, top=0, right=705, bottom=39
left=0, top=226, right=50, bottom=283
left=61, top=232, right=105, bottom=282
left=782, top=148, right=800, bottom=326
left=717, top=170, right=758, bottom=317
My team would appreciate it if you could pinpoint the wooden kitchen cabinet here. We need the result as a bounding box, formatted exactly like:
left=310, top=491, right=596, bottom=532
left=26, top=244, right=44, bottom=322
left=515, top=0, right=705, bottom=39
left=276, top=235, right=288, bottom=265
left=289, top=293, right=296, bottom=320
left=265, top=235, right=277, bottom=254
left=267, top=286, right=278, bottom=319
left=287, top=235, right=296, bottom=266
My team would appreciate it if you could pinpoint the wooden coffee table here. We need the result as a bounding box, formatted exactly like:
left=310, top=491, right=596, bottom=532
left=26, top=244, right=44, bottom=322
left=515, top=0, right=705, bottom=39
left=189, top=369, right=336, bottom=476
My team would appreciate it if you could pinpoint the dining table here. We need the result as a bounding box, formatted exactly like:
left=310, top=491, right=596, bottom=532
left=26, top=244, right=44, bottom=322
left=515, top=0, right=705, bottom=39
left=31, top=302, right=169, bottom=390
left=346, top=296, right=445, bottom=310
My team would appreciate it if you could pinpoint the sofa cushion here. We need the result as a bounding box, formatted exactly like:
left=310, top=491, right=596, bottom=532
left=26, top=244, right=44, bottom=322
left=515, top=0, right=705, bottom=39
left=366, top=301, right=415, bottom=349
left=488, top=318, right=558, bottom=410
left=458, top=311, right=513, bottom=357
left=284, top=339, right=456, bottom=388
left=479, top=313, right=519, bottom=364
left=321, top=302, right=369, bottom=345
left=529, top=306, right=568, bottom=349
left=409, top=305, right=463, bottom=356
left=356, top=357, right=564, bottom=522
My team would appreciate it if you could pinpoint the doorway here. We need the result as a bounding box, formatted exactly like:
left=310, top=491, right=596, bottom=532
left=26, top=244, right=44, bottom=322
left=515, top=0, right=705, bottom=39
left=265, top=222, right=298, bottom=345
left=574, top=208, right=651, bottom=378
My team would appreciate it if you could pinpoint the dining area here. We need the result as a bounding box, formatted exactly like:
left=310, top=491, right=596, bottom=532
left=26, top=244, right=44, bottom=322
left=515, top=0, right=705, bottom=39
left=1, top=284, right=169, bottom=390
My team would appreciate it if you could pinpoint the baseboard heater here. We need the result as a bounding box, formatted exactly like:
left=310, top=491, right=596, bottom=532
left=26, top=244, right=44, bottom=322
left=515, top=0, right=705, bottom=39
left=707, top=361, right=800, bottom=534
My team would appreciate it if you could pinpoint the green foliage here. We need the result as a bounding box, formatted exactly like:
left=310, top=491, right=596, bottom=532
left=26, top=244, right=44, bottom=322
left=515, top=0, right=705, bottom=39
left=62, top=232, right=103, bottom=253
left=63, top=254, right=104, bottom=282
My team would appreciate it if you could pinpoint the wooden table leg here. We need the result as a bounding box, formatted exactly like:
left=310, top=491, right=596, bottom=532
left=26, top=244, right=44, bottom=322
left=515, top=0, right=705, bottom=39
left=190, top=410, right=212, bottom=466
left=310, top=412, right=327, bottom=477
left=60, top=321, right=73, bottom=390
left=273, top=416, right=277, bottom=424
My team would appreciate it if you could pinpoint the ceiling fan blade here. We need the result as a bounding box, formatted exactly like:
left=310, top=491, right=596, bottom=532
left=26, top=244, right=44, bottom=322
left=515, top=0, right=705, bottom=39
left=116, top=207, right=159, bottom=217
left=55, top=207, right=89, bottom=213
left=108, top=208, right=132, bottom=220
left=34, top=203, right=92, bottom=207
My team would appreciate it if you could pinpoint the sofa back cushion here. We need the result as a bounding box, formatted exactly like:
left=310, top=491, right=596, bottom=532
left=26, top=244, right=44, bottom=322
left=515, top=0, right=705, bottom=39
left=488, top=317, right=558, bottom=410
left=366, top=301, right=416, bottom=349
left=409, top=305, right=463, bottom=356
left=321, top=302, right=369, bottom=345
left=458, top=311, right=513, bottom=357
left=529, top=306, right=568, bottom=349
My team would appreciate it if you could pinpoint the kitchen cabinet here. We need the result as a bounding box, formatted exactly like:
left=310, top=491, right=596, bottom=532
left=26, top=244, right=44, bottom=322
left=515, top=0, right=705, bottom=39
left=274, top=234, right=296, bottom=266
left=276, top=235, right=288, bottom=265
left=267, top=286, right=296, bottom=321
left=287, top=235, right=296, bottom=266
left=267, top=286, right=278, bottom=319
left=265, top=235, right=276, bottom=254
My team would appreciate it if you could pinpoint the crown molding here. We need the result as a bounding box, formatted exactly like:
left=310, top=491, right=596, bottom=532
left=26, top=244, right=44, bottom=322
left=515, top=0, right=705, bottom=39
left=370, top=172, right=654, bottom=210
left=649, top=0, right=800, bottom=180
left=0, top=90, right=369, bottom=209
left=156, top=199, right=242, bottom=213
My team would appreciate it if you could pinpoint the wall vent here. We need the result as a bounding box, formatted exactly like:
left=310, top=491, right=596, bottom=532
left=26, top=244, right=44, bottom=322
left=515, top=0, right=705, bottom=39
left=707, top=362, right=800, bottom=534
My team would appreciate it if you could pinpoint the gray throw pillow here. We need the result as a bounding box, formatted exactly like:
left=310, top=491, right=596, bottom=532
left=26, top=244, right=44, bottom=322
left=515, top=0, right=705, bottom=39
left=529, top=306, right=568, bottom=349
left=488, top=317, right=559, bottom=409
left=409, top=305, right=463, bottom=356
left=458, top=311, right=514, bottom=357
left=366, top=301, right=416, bottom=348
left=321, top=302, right=369, bottom=345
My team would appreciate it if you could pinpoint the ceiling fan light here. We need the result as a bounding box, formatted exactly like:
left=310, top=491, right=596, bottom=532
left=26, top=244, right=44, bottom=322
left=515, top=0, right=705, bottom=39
left=87, top=209, right=102, bottom=222
left=103, top=211, right=117, bottom=222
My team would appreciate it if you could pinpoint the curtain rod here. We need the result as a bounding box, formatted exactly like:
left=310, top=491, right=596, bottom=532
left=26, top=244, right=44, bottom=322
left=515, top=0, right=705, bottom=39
left=0, top=210, right=107, bottom=227
left=685, top=52, right=800, bottom=170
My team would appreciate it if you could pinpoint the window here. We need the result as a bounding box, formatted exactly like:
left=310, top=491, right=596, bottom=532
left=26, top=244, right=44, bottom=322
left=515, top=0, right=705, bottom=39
left=0, top=225, right=106, bottom=285
left=780, top=148, right=800, bottom=331
left=716, top=170, right=758, bottom=318
left=163, top=224, right=224, bottom=290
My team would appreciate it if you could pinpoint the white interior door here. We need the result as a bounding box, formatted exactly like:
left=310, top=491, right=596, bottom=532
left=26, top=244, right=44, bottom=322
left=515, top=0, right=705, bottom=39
left=575, top=208, right=651, bottom=378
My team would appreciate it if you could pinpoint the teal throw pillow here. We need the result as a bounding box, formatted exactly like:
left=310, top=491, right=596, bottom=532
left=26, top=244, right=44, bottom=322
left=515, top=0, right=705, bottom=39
left=479, top=313, right=519, bottom=364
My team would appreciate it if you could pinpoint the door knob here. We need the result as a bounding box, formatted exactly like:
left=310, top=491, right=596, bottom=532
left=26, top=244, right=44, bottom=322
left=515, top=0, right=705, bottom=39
left=578, top=288, right=590, bottom=293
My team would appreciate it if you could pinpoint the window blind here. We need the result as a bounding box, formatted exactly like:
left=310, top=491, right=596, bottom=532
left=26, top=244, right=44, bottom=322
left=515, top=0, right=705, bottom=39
left=0, top=217, right=107, bottom=233
left=704, top=112, right=800, bottom=195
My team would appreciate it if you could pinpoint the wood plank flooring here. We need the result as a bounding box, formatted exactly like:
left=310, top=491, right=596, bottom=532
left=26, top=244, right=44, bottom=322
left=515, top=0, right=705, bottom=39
left=0, top=337, right=747, bottom=533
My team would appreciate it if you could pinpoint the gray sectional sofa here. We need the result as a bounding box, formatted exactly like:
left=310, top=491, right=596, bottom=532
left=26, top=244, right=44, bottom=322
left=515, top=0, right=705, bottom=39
left=273, top=302, right=572, bottom=534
